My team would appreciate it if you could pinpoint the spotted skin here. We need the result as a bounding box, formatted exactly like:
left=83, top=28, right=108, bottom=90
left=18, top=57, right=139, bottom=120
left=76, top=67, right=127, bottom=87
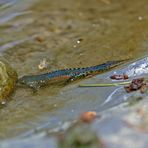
left=17, top=60, right=126, bottom=90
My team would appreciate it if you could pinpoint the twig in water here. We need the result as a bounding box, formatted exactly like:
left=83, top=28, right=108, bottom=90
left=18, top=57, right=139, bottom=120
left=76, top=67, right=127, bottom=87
left=79, top=81, right=131, bottom=87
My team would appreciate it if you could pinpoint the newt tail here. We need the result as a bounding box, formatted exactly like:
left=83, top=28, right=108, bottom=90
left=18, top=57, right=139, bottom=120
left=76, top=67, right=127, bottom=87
left=17, top=59, right=127, bottom=90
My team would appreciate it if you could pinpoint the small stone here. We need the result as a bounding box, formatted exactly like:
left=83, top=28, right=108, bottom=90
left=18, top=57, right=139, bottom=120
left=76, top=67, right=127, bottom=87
left=80, top=111, right=97, bottom=123
left=76, top=38, right=83, bottom=44
left=138, top=16, right=143, bottom=21
left=1, top=101, right=6, bottom=105
left=35, top=36, right=44, bottom=42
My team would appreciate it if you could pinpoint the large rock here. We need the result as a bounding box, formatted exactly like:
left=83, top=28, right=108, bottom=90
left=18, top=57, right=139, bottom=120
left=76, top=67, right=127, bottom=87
left=0, top=59, right=17, bottom=103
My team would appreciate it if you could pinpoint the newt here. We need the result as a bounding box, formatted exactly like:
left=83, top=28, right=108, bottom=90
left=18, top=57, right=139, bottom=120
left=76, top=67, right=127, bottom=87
left=17, top=60, right=126, bottom=91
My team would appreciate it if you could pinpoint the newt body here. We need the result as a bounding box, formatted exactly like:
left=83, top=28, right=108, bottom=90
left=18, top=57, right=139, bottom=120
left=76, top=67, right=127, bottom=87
left=18, top=60, right=126, bottom=90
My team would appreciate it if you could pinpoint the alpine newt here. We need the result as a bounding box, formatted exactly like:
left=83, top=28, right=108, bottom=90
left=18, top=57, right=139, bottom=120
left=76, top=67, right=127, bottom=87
left=17, top=60, right=126, bottom=90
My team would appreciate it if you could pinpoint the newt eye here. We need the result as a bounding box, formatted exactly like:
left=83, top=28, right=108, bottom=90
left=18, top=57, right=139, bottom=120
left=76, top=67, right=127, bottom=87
left=18, top=77, right=26, bottom=84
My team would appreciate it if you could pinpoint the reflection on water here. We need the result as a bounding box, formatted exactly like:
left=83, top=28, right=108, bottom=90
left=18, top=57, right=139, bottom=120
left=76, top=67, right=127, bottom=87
left=0, top=0, right=148, bottom=141
left=0, top=0, right=38, bottom=24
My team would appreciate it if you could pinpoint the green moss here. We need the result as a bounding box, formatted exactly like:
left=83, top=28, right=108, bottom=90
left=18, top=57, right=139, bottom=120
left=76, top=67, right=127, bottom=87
left=0, top=59, right=18, bottom=103
left=58, top=123, right=102, bottom=148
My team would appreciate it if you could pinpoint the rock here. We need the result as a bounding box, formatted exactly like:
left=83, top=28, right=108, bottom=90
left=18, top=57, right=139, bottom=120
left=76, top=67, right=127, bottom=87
left=0, top=59, right=18, bottom=104
left=58, top=121, right=103, bottom=148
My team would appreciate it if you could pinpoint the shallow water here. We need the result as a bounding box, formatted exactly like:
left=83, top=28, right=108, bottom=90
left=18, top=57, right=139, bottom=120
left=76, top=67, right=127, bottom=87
left=0, top=0, right=148, bottom=142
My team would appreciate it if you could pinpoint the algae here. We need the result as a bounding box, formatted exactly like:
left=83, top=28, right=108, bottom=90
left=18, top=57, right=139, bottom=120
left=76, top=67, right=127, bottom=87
left=0, top=59, right=17, bottom=103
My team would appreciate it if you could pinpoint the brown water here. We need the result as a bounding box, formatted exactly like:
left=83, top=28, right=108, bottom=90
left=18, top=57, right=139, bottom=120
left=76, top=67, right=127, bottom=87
left=0, top=0, right=148, bottom=139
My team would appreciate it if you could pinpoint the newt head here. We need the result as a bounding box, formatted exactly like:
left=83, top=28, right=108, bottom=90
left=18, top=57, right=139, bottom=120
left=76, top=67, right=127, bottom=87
left=17, top=76, right=28, bottom=86
left=17, top=75, right=36, bottom=88
left=17, top=75, right=41, bottom=92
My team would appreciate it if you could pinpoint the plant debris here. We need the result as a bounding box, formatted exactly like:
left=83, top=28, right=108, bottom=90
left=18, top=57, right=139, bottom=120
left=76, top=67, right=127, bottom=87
left=140, top=84, right=148, bottom=94
left=124, top=78, right=146, bottom=93
left=38, top=58, right=49, bottom=70
left=79, top=81, right=130, bottom=87
left=110, top=74, right=129, bottom=80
